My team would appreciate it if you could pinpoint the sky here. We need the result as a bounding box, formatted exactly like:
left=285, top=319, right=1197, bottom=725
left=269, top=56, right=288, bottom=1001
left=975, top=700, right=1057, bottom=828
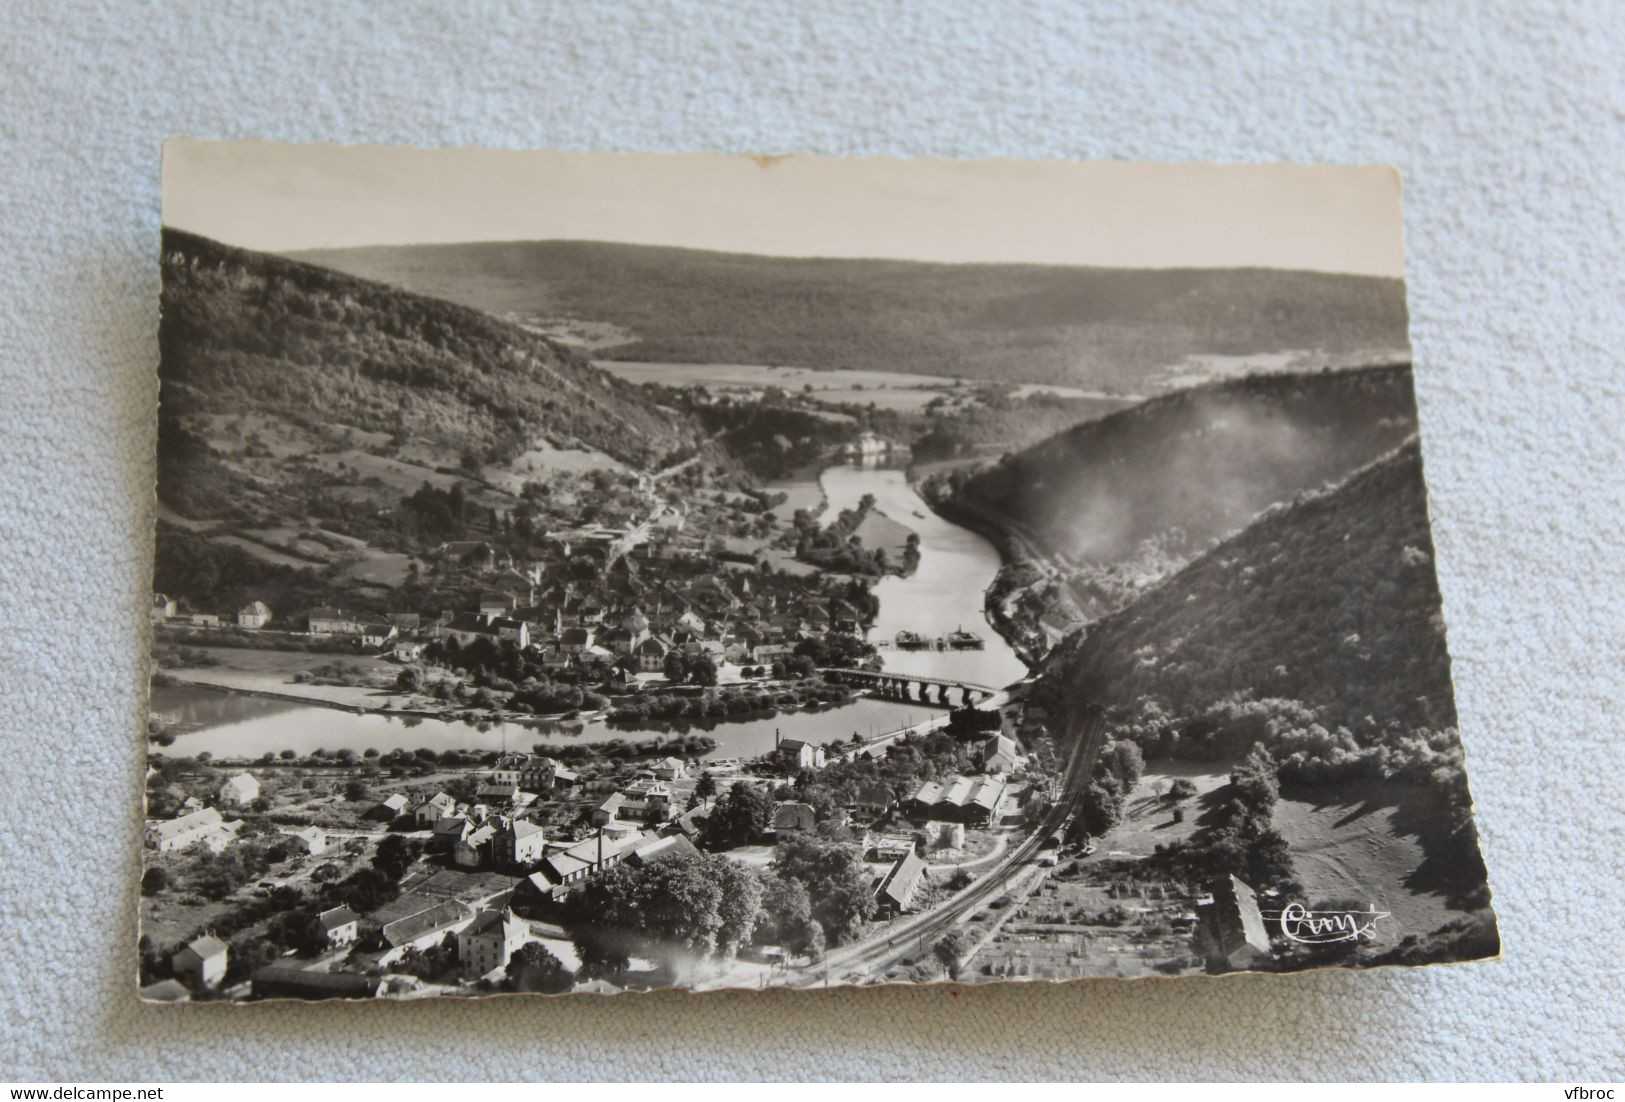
left=162, top=140, right=1406, bottom=276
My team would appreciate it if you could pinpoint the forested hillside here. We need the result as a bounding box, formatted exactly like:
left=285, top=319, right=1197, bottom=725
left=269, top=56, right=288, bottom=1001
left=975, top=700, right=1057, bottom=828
left=159, top=229, right=700, bottom=478
left=943, top=365, right=1421, bottom=619
left=293, top=239, right=1408, bottom=389
left=1038, top=442, right=1465, bottom=791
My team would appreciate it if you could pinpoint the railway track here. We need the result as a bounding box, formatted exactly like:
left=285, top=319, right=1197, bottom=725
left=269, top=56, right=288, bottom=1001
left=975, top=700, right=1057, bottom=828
left=798, top=701, right=1108, bottom=985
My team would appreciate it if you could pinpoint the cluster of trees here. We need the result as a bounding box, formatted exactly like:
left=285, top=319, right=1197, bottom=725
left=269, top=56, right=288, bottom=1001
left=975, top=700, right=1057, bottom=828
left=681, top=397, right=859, bottom=481
left=607, top=680, right=854, bottom=727
left=563, top=829, right=878, bottom=979
left=792, top=495, right=894, bottom=577
left=1146, top=745, right=1296, bottom=892
left=566, top=850, right=764, bottom=977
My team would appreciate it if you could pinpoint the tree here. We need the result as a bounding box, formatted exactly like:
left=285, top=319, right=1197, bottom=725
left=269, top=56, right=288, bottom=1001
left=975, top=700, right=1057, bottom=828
left=771, top=835, right=877, bottom=945
left=756, top=871, right=823, bottom=959
left=140, top=866, right=170, bottom=897
left=695, top=771, right=717, bottom=805
left=699, top=782, right=773, bottom=850
left=506, top=942, right=574, bottom=993
left=566, top=851, right=759, bottom=977
left=395, top=667, right=422, bottom=692
left=1107, top=740, right=1145, bottom=790
left=371, top=834, right=421, bottom=881
left=662, top=651, right=687, bottom=683
left=933, top=930, right=967, bottom=979
left=344, top=778, right=373, bottom=802
left=688, top=655, right=719, bottom=687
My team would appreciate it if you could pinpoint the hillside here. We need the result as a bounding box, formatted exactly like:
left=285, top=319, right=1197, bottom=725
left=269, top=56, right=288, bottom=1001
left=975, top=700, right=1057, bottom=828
left=291, top=239, right=1409, bottom=389
left=1032, top=441, right=1494, bottom=953
left=1037, top=441, right=1461, bottom=762
left=943, top=364, right=1421, bottom=622
left=159, top=229, right=700, bottom=482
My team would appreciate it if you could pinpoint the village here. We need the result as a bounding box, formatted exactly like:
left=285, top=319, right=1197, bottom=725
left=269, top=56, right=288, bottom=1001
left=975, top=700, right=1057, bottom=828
left=139, top=690, right=1072, bottom=1001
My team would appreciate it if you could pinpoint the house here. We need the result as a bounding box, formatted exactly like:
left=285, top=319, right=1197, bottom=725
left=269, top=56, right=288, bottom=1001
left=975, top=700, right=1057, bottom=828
left=979, top=734, right=1023, bottom=774
left=237, top=600, right=273, bottom=629
left=284, top=826, right=326, bottom=856
left=251, top=965, right=383, bottom=1001
left=379, top=900, right=476, bottom=964
left=186, top=612, right=222, bottom=628
left=150, top=594, right=177, bottom=623
left=414, top=792, right=458, bottom=826
left=307, top=608, right=362, bottom=635
left=626, top=833, right=700, bottom=867
left=666, top=805, right=711, bottom=842
left=171, top=935, right=228, bottom=989
left=772, top=801, right=817, bottom=835
left=455, top=822, right=500, bottom=868
left=518, top=755, right=577, bottom=794
left=594, top=779, right=672, bottom=825
left=457, top=908, right=529, bottom=978
left=475, top=782, right=525, bottom=806
left=369, top=793, right=410, bottom=821
left=478, top=591, right=515, bottom=617
left=445, top=612, right=529, bottom=649
left=494, top=819, right=547, bottom=868
left=360, top=622, right=398, bottom=648
left=144, top=807, right=240, bottom=854
left=431, top=815, right=473, bottom=852
left=851, top=781, right=894, bottom=817
left=872, top=850, right=928, bottom=917
left=392, top=640, right=425, bottom=662
left=1205, top=875, right=1274, bottom=971
left=634, top=635, right=670, bottom=672
left=865, top=832, right=921, bottom=861
left=438, top=540, right=510, bottom=573
left=777, top=737, right=825, bottom=770
left=316, top=905, right=360, bottom=948
left=649, top=756, right=688, bottom=781
left=386, top=611, right=422, bottom=631
left=218, top=772, right=261, bottom=807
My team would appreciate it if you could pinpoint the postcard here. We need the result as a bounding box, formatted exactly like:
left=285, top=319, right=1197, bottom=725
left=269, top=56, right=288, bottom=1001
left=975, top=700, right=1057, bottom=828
left=141, top=142, right=1496, bottom=1001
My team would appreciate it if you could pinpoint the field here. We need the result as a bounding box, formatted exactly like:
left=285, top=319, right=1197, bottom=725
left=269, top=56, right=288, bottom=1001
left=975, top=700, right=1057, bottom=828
left=1271, top=780, right=1461, bottom=951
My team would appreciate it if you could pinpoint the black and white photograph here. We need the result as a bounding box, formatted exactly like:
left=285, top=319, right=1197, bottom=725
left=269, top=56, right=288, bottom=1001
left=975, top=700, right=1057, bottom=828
left=140, top=142, right=1497, bottom=1002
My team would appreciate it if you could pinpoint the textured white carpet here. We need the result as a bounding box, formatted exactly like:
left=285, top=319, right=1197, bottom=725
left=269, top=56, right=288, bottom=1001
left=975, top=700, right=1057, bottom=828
left=2, top=0, right=1621, bottom=1083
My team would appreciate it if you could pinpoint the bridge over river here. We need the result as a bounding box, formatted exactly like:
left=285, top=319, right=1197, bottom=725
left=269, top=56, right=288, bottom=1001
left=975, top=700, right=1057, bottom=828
left=820, top=666, right=1000, bottom=708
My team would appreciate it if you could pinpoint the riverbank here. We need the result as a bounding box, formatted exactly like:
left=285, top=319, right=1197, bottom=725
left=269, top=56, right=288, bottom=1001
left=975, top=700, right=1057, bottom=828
left=912, top=475, right=1079, bottom=669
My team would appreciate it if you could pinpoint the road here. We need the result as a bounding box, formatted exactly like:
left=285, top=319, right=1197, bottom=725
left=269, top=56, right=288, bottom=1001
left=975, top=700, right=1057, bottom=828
left=791, top=701, right=1108, bottom=985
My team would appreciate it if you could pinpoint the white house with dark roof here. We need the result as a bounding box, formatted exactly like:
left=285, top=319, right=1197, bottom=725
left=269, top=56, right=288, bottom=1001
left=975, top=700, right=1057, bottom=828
left=284, top=826, right=326, bottom=855
left=317, top=905, right=360, bottom=948
left=218, top=772, right=261, bottom=807
left=495, top=819, right=547, bottom=868
left=414, top=792, right=458, bottom=826
left=457, top=908, right=529, bottom=978
left=172, top=935, right=228, bottom=989
left=237, top=600, right=273, bottom=629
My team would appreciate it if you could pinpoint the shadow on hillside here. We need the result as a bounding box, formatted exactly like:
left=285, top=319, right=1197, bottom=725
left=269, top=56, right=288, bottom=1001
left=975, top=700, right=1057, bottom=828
left=1283, top=780, right=1491, bottom=911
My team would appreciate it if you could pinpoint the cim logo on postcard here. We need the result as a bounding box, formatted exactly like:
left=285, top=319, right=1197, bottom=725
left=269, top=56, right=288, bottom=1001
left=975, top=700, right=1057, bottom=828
left=1264, top=901, right=1394, bottom=945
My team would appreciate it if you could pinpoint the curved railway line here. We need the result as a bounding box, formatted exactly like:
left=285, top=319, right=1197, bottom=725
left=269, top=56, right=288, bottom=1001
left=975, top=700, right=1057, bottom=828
left=793, top=700, right=1109, bottom=985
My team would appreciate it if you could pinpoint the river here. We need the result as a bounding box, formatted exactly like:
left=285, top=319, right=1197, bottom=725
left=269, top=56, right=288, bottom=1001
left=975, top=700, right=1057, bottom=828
left=148, top=683, right=943, bottom=762
left=151, top=461, right=1025, bottom=760
left=819, top=463, right=1028, bottom=686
